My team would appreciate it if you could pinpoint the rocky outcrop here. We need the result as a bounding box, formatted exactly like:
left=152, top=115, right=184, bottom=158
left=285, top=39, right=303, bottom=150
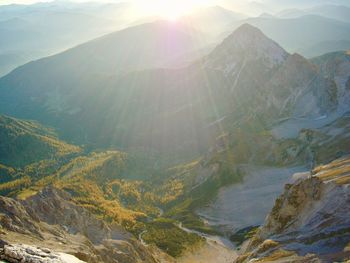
left=0, top=244, right=85, bottom=263
left=312, top=51, right=350, bottom=113
left=24, top=187, right=129, bottom=245
left=205, top=23, right=288, bottom=78
left=236, top=156, right=350, bottom=263
left=0, top=187, right=168, bottom=263
left=260, top=177, right=324, bottom=235
left=204, top=24, right=339, bottom=124
left=0, top=196, right=42, bottom=238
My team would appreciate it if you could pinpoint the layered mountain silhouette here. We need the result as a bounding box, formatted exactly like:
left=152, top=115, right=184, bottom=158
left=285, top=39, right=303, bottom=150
left=0, top=23, right=345, bottom=163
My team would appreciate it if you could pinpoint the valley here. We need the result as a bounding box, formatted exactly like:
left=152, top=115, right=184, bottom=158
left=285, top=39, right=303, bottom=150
left=196, top=165, right=306, bottom=233
left=0, top=1, right=350, bottom=262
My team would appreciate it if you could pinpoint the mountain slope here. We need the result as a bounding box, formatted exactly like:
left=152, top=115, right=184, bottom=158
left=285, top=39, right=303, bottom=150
left=0, top=1, right=138, bottom=76
left=0, top=21, right=350, bottom=262
left=311, top=50, right=350, bottom=113
left=0, top=23, right=342, bottom=163
left=204, top=24, right=337, bottom=122
left=0, top=22, right=227, bottom=161
left=236, top=156, right=350, bottom=263
left=0, top=20, right=207, bottom=79
left=0, top=186, right=170, bottom=263
left=0, top=11, right=119, bottom=77
left=0, top=119, right=205, bottom=257
left=0, top=115, right=81, bottom=167
left=205, top=23, right=288, bottom=71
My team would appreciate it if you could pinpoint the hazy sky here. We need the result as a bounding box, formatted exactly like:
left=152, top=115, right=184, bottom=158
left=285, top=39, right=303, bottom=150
left=0, top=0, right=190, bottom=5
left=0, top=0, right=49, bottom=4
left=0, top=0, right=101, bottom=4
left=1, top=0, right=215, bottom=6
left=1, top=0, right=349, bottom=17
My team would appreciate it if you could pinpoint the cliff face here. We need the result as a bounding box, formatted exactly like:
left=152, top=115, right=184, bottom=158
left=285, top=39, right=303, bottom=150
left=236, top=156, right=350, bottom=263
left=0, top=187, right=171, bottom=263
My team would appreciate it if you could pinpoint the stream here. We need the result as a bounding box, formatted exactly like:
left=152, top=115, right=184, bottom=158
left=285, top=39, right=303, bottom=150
left=138, top=230, right=148, bottom=247
left=177, top=222, right=235, bottom=250
left=176, top=223, right=238, bottom=263
left=138, top=215, right=238, bottom=263
left=139, top=165, right=308, bottom=262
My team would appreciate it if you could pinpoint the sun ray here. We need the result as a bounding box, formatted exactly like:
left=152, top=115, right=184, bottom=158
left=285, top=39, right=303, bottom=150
left=135, top=0, right=213, bottom=21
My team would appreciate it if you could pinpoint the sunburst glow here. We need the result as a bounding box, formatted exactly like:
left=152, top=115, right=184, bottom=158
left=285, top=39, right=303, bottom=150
left=136, top=0, right=213, bottom=21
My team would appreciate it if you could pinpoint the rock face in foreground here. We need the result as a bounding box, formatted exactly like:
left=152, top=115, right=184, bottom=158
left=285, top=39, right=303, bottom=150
left=0, top=244, right=85, bottom=263
left=0, top=187, right=170, bottom=263
left=235, top=156, right=350, bottom=263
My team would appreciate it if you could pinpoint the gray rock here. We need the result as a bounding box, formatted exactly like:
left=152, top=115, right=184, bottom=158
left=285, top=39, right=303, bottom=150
left=0, top=244, right=85, bottom=263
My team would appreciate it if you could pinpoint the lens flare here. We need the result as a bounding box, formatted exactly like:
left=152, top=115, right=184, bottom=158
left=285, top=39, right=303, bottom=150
left=136, top=0, right=213, bottom=21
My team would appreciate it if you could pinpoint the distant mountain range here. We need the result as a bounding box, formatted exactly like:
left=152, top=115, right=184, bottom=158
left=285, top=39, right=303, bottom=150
left=0, top=21, right=348, bottom=165
left=1, top=2, right=350, bottom=77
left=277, top=4, right=350, bottom=23
left=0, top=2, right=132, bottom=76
left=228, top=14, right=350, bottom=57
left=0, top=3, right=246, bottom=77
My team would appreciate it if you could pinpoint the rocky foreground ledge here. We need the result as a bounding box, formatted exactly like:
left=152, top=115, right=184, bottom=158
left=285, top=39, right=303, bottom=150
left=235, top=156, right=350, bottom=263
left=0, top=187, right=170, bottom=263
left=0, top=243, right=85, bottom=263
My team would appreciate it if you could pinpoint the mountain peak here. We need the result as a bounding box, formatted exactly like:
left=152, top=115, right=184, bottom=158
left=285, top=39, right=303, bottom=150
left=232, top=23, right=264, bottom=36
left=205, top=23, right=288, bottom=72
left=227, top=23, right=286, bottom=56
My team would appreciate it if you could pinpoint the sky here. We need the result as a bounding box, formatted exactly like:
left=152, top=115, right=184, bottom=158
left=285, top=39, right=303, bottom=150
left=0, top=0, right=213, bottom=5
left=0, top=0, right=50, bottom=4
left=0, top=0, right=219, bottom=20
left=1, top=0, right=349, bottom=17
left=2, top=0, right=215, bottom=6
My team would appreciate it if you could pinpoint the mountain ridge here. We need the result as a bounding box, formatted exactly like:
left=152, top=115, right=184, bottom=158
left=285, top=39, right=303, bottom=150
left=0, top=23, right=343, bottom=160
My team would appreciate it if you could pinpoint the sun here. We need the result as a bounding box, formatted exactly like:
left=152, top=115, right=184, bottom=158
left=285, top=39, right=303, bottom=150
left=136, top=0, right=213, bottom=21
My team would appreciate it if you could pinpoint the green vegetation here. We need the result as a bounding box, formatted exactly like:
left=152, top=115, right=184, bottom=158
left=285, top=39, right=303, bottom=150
left=253, top=249, right=295, bottom=263
left=25, top=151, right=149, bottom=226
left=0, top=163, right=16, bottom=183
left=0, top=114, right=258, bottom=257
left=141, top=218, right=204, bottom=257
left=230, top=226, right=260, bottom=246
left=166, top=151, right=243, bottom=216
left=0, top=114, right=81, bottom=167
left=0, top=175, right=31, bottom=195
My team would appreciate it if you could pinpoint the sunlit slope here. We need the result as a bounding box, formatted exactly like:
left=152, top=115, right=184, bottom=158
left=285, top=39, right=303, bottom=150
left=0, top=20, right=207, bottom=78
left=0, top=132, right=206, bottom=256
left=0, top=23, right=341, bottom=163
